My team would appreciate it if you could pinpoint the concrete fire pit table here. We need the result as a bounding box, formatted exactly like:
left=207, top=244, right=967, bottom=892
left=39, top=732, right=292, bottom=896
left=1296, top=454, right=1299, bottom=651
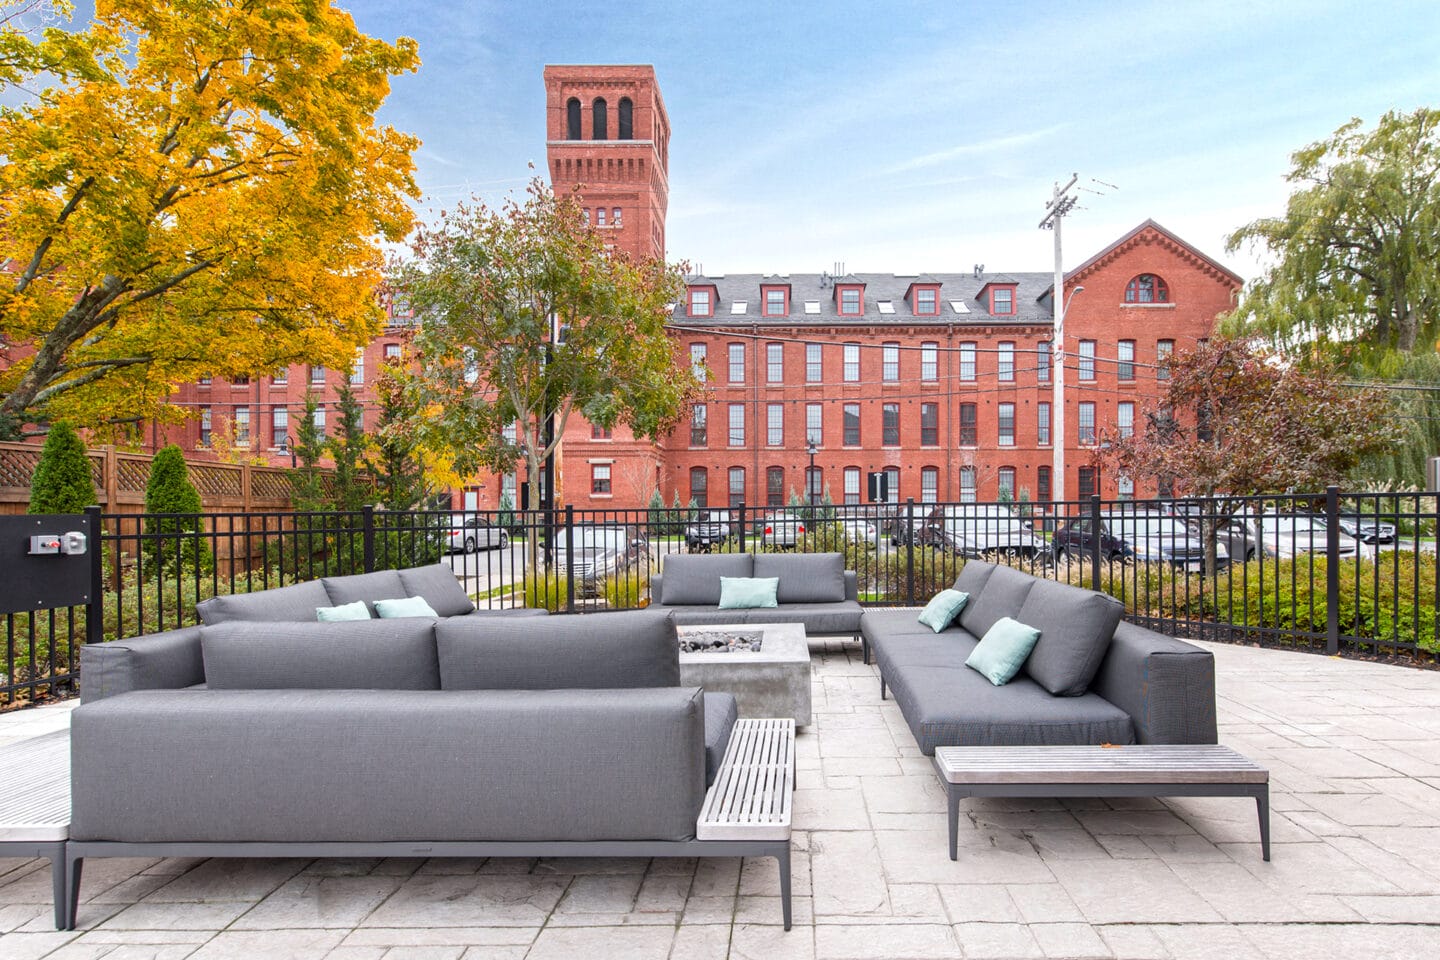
left=677, top=623, right=812, bottom=728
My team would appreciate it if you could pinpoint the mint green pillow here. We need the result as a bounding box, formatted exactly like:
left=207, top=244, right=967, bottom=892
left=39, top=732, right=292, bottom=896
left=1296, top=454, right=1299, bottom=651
left=917, top=589, right=969, bottom=633
left=316, top=601, right=371, bottom=622
left=374, top=596, right=440, bottom=619
left=718, top=576, right=779, bottom=609
left=965, top=616, right=1042, bottom=686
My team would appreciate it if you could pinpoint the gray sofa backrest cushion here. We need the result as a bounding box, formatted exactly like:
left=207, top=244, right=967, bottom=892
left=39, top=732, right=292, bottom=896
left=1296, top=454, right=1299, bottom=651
left=201, top=620, right=440, bottom=690
left=321, top=570, right=408, bottom=616
left=1017, top=578, right=1124, bottom=696
left=754, top=552, right=845, bottom=603
left=958, top=564, right=1036, bottom=638
left=952, top=560, right=997, bottom=597
left=397, top=563, right=475, bottom=617
left=436, top=608, right=681, bottom=690
left=659, top=554, right=753, bottom=605
left=196, top=579, right=332, bottom=624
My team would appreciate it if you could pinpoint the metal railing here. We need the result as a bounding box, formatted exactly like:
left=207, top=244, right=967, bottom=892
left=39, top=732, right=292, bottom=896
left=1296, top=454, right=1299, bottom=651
left=3, top=488, right=1436, bottom=708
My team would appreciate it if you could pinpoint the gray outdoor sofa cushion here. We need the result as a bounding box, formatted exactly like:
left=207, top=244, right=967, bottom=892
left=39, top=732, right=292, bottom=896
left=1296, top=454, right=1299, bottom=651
left=321, top=570, right=409, bottom=616
left=651, top=563, right=863, bottom=636
left=703, top=691, right=738, bottom=786
left=655, top=602, right=862, bottom=635
left=753, top=553, right=845, bottom=603
left=80, top=626, right=206, bottom=701
left=70, top=686, right=708, bottom=844
left=201, top=620, right=441, bottom=690
left=195, top=579, right=332, bottom=624
left=398, top=563, right=476, bottom=617
left=658, top=554, right=754, bottom=605
left=957, top=563, right=1036, bottom=638
left=1018, top=578, right=1124, bottom=696
left=1089, top=622, right=1218, bottom=744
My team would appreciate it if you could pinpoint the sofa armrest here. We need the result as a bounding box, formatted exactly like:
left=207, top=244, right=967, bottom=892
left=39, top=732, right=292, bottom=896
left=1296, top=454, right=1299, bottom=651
left=80, top=627, right=205, bottom=702
left=650, top=573, right=664, bottom=606
left=1089, top=622, right=1217, bottom=744
left=844, top=570, right=858, bottom=602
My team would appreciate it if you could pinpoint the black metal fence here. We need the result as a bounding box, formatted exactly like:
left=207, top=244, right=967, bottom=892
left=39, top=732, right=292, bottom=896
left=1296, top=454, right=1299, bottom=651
left=3, top=488, right=1436, bottom=708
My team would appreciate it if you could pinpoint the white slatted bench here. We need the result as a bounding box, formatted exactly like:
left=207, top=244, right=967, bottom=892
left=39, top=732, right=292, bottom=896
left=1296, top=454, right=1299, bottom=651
left=698, top=718, right=795, bottom=927
left=0, top=730, right=71, bottom=929
left=934, top=744, right=1270, bottom=862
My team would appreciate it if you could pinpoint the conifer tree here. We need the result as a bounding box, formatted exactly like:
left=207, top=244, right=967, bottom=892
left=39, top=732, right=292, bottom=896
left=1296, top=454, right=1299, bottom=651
left=27, top=420, right=96, bottom=514
left=143, top=444, right=210, bottom=575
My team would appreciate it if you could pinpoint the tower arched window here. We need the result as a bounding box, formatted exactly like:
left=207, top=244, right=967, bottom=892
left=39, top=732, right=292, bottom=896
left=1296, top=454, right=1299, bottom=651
left=1125, top=274, right=1170, bottom=303
left=592, top=98, right=608, bottom=140
left=618, top=97, right=633, bottom=139
left=566, top=97, right=581, bottom=140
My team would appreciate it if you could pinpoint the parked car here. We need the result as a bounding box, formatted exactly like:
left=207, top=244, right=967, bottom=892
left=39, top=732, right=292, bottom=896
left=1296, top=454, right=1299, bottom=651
left=921, top=504, right=1046, bottom=560
left=1052, top=512, right=1227, bottom=569
left=550, top=524, right=650, bottom=596
left=684, top=508, right=735, bottom=552
left=446, top=515, right=510, bottom=554
left=1260, top=514, right=1368, bottom=560
left=1337, top=514, right=1398, bottom=544
left=1182, top=517, right=1272, bottom=562
left=759, top=510, right=809, bottom=549
left=840, top=518, right=878, bottom=546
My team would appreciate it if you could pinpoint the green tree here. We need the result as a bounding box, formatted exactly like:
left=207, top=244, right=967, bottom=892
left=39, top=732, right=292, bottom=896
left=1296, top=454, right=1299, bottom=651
left=329, top=379, right=370, bottom=512
left=395, top=178, right=703, bottom=574
left=290, top=394, right=327, bottom=512
left=27, top=420, right=95, bottom=513
left=143, top=444, right=210, bottom=575
left=370, top=360, right=428, bottom=511
left=646, top=488, right=667, bottom=537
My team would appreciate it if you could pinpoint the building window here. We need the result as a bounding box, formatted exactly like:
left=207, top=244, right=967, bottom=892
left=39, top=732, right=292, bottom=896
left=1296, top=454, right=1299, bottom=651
left=766, top=466, right=785, bottom=506
left=591, top=423, right=612, bottom=440
left=843, top=403, right=860, bottom=446
left=1078, top=467, right=1097, bottom=499
left=921, top=467, right=938, bottom=503
left=312, top=405, right=326, bottom=438
left=805, top=466, right=822, bottom=504
left=1037, top=341, right=1050, bottom=382
left=199, top=375, right=212, bottom=387
left=767, top=403, right=784, bottom=446
left=915, top=288, right=938, bottom=315
left=998, top=467, right=1016, bottom=501
left=199, top=406, right=212, bottom=446
left=1118, top=340, right=1135, bottom=381
left=309, top=365, right=326, bottom=385
left=231, top=375, right=249, bottom=387
left=1038, top=401, right=1051, bottom=446
left=843, top=343, right=860, bottom=382
left=1117, top=474, right=1134, bottom=500
left=920, top=342, right=937, bottom=382
left=591, top=463, right=612, bottom=495
left=596, top=207, right=607, bottom=227
left=1125, top=274, right=1169, bottom=303
left=764, top=289, right=787, bottom=317
left=1037, top=466, right=1051, bottom=502
left=959, top=403, right=977, bottom=446
left=272, top=368, right=288, bottom=386
left=882, top=403, right=900, bottom=446
left=728, top=467, right=745, bottom=508
left=689, top=289, right=711, bottom=318
left=690, top=343, right=707, bottom=378
left=882, top=342, right=899, bottom=382
left=1118, top=401, right=1135, bottom=439
left=612, top=207, right=621, bottom=226
left=1157, top=339, right=1174, bottom=379
left=806, top=343, right=822, bottom=382
left=839, top=287, right=862, bottom=315
left=234, top=406, right=250, bottom=445
left=617, top=97, right=633, bottom=139
left=582, top=208, right=590, bottom=225
left=991, top=287, right=1014, bottom=315
left=350, top=351, right=364, bottom=385
left=728, top=403, right=745, bottom=446
left=728, top=343, right=745, bottom=383
left=271, top=406, right=288, bottom=446
left=766, top=343, right=783, bottom=382
left=844, top=467, right=861, bottom=505
left=884, top=466, right=900, bottom=504
left=592, top=97, right=608, bottom=140
left=998, top=341, right=1014, bottom=382
left=920, top=403, right=938, bottom=446
left=1078, top=402, right=1096, bottom=445
left=959, top=342, right=976, bottom=381
left=958, top=467, right=975, bottom=503
left=566, top=97, right=581, bottom=139
left=690, top=404, right=707, bottom=446
left=1078, top=340, right=1096, bottom=381
left=690, top=467, right=708, bottom=506
left=384, top=343, right=401, bottom=361
left=998, top=403, right=1015, bottom=446
left=806, top=403, right=822, bottom=445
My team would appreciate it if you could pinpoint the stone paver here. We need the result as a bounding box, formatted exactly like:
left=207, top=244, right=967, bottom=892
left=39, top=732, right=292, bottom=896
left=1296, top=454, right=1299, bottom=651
left=3, top=638, right=1440, bottom=957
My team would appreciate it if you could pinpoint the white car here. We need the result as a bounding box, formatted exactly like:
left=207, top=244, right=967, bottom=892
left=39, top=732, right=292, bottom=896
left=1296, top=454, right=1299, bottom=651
left=446, top=516, right=509, bottom=553
left=1258, top=514, right=1368, bottom=560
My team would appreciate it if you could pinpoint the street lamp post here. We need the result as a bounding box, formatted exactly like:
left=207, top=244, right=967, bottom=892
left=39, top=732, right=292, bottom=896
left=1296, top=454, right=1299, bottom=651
left=806, top=442, right=819, bottom=505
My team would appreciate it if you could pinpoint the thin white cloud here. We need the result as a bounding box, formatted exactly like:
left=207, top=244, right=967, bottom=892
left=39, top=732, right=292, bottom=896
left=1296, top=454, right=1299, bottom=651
left=885, top=124, right=1072, bottom=175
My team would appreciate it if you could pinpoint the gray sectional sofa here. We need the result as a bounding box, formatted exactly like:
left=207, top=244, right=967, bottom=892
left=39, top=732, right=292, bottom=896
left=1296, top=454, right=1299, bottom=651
left=66, top=571, right=794, bottom=931
left=862, top=561, right=1218, bottom=754
left=649, top=552, right=863, bottom=638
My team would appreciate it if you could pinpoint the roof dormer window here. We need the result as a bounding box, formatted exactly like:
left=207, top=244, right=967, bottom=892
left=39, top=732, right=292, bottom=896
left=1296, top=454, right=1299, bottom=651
left=910, top=285, right=940, bottom=316
left=688, top=288, right=713, bottom=318
left=837, top=285, right=863, bottom=316
left=762, top=285, right=789, bottom=317
left=990, top=285, right=1016, bottom=316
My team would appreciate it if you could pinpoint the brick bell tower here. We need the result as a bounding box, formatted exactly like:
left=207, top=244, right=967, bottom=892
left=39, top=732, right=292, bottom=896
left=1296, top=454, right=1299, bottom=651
left=544, top=65, right=670, bottom=261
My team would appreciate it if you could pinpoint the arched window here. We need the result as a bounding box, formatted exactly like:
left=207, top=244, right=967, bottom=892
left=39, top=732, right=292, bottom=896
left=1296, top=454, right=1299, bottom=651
left=1125, top=274, right=1170, bottom=303
left=566, top=97, right=581, bottom=140
left=592, top=98, right=608, bottom=140
left=618, top=97, right=634, bottom=139
left=689, top=467, right=708, bottom=507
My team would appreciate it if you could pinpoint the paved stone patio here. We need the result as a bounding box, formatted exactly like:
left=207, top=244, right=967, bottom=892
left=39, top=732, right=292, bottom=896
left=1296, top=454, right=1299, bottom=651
left=3, top=638, right=1440, bottom=959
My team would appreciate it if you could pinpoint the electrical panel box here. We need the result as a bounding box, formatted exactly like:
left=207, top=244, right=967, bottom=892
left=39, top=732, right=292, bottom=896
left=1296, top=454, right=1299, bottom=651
left=0, top=514, right=94, bottom=614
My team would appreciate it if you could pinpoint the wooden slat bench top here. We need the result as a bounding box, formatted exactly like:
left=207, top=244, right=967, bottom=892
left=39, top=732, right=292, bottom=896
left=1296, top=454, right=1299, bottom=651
left=934, top=745, right=1268, bottom=786
left=697, top=718, right=794, bottom=841
left=0, top=730, right=70, bottom=842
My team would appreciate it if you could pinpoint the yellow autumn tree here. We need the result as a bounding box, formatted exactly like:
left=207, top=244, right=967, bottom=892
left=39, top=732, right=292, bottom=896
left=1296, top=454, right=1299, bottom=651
left=0, top=0, right=420, bottom=439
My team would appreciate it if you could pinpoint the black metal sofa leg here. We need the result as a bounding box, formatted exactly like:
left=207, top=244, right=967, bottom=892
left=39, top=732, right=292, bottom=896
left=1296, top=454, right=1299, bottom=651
left=64, top=851, right=83, bottom=931
left=49, top=848, right=66, bottom=930
left=778, top=846, right=792, bottom=931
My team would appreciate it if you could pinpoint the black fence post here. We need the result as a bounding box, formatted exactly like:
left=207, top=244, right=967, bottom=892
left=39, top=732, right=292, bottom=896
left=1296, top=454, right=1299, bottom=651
left=738, top=502, right=747, bottom=553
left=85, top=505, right=104, bottom=648
left=905, top=498, right=916, bottom=607
left=362, top=505, right=376, bottom=573
left=1089, top=494, right=1103, bottom=593
left=564, top=504, right=576, bottom=614
left=1325, top=484, right=1341, bottom=655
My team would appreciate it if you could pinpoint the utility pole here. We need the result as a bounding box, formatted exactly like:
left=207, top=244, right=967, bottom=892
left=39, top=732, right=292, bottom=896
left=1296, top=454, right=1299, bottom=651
left=1039, top=174, right=1079, bottom=506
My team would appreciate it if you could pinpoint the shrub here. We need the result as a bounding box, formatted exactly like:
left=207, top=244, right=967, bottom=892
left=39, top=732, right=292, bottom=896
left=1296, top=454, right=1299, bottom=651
left=143, top=445, right=212, bottom=576
left=601, top=572, right=644, bottom=609
left=27, top=421, right=96, bottom=513
left=524, top=572, right=570, bottom=613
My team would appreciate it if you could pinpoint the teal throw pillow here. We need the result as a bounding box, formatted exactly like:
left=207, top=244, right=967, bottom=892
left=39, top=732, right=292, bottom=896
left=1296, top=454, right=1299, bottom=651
left=374, top=596, right=440, bottom=619
left=717, top=576, right=780, bottom=609
left=316, top=601, right=371, bottom=622
left=965, top=616, right=1043, bottom=686
left=917, top=589, right=969, bottom=633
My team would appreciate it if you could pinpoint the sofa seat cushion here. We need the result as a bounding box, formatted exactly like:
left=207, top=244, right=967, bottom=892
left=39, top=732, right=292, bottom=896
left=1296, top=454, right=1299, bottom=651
left=658, top=601, right=862, bottom=635
left=321, top=570, right=409, bottom=617
left=862, top=609, right=967, bottom=659
left=196, top=579, right=331, bottom=624
left=200, top=619, right=440, bottom=690
left=1018, top=578, right=1124, bottom=696
left=754, top=552, right=845, bottom=603
left=465, top=607, right=550, bottom=618
left=658, top=554, right=754, bottom=605
left=703, top=692, right=738, bottom=787
left=958, top=564, right=1037, bottom=638
left=398, top=563, right=476, bottom=616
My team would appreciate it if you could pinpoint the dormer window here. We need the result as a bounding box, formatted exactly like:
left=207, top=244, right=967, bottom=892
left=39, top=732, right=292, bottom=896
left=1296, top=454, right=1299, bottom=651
left=1125, top=274, right=1170, bottom=303
left=838, top=286, right=863, bottom=316
left=762, top=286, right=789, bottom=317
left=910, top=285, right=940, bottom=316
left=990, top=286, right=1015, bottom=315
left=688, top=288, right=712, bottom=318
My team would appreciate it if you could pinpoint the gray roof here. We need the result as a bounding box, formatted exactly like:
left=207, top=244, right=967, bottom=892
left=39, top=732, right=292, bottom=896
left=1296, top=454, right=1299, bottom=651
left=673, top=271, right=1055, bottom=327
